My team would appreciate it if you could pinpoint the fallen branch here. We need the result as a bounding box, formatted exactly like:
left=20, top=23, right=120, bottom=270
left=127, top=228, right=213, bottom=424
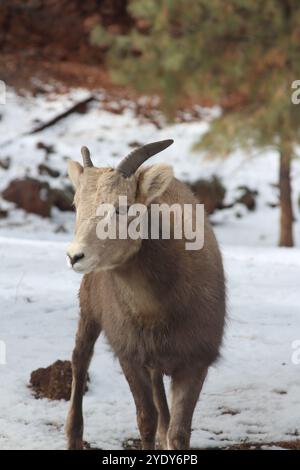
left=30, top=94, right=95, bottom=134
left=0, top=94, right=95, bottom=148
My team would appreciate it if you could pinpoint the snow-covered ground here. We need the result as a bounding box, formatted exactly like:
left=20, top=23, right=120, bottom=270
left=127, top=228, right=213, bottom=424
left=0, top=89, right=300, bottom=449
left=1, top=238, right=300, bottom=450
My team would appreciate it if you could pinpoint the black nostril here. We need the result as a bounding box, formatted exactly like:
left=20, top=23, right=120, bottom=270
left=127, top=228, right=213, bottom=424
left=69, top=253, right=84, bottom=266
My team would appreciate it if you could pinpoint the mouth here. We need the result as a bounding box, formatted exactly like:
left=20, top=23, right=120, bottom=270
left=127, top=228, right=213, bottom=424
left=66, top=255, right=97, bottom=274
left=66, top=252, right=125, bottom=274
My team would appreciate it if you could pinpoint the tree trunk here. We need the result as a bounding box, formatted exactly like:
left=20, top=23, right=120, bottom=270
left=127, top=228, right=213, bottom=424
left=279, top=147, right=294, bottom=247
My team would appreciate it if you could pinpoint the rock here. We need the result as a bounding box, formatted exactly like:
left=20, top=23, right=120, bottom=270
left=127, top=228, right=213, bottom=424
left=36, top=142, right=55, bottom=155
left=189, top=176, right=226, bottom=214
left=2, top=178, right=75, bottom=217
left=2, top=178, right=53, bottom=217
left=38, top=163, right=60, bottom=178
left=128, top=140, right=143, bottom=148
left=30, top=360, right=89, bottom=401
left=54, top=224, right=67, bottom=233
left=0, top=208, right=8, bottom=218
left=0, top=156, right=11, bottom=170
left=236, top=186, right=258, bottom=211
left=52, top=186, right=74, bottom=212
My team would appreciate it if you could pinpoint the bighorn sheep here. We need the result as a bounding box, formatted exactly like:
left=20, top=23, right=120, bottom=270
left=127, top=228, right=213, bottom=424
left=66, top=140, right=226, bottom=450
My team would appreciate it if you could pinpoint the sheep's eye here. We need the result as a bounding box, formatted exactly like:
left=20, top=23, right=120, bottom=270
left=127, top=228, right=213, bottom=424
left=115, top=205, right=129, bottom=216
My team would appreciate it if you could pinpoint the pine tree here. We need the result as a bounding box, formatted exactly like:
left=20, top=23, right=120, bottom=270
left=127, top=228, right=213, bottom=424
left=98, top=0, right=300, bottom=246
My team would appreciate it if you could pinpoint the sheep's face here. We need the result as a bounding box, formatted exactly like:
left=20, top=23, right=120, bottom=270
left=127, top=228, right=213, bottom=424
left=66, top=160, right=173, bottom=273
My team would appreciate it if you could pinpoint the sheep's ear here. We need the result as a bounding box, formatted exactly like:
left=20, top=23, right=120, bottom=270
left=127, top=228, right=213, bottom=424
left=67, top=160, right=83, bottom=188
left=137, top=164, right=173, bottom=205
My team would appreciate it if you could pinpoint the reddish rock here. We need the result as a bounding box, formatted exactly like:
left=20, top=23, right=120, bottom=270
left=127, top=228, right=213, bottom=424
left=0, top=208, right=8, bottom=218
left=36, top=142, right=55, bottom=155
left=2, top=178, right=53, bottom=217
left=38, top=163, right=60, bottom=178
left=52, top=186, right=75, bottom=212
left=189, top=176, right=226, bottom=214
left=236, top=186, right=258, bottom=211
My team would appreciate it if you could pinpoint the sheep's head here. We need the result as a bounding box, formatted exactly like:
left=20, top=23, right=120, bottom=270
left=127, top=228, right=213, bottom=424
left=67, top=140, right=174, bottom=273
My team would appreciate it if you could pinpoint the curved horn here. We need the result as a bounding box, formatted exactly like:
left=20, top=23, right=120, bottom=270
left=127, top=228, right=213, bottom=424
left=81, top=146, right=93, bottom=168
left=117, top=139, right=174, bottom=177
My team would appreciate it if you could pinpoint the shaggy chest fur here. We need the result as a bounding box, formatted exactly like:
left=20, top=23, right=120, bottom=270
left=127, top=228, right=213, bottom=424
left=94, top=266, right=225, bottom=375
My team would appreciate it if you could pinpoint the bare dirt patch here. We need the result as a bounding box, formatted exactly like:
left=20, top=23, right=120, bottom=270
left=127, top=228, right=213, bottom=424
left=29, top=359, right=89, bottom=401
left=122, top=437, right=300, bottom=450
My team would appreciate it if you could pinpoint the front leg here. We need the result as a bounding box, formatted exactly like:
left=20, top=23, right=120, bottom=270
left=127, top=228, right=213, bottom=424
left=120, top=360, right=158, bottom=450
left=65, top=312, right=101, bottom=450
left=150, top=369, right=170, bottom=449
left=167, top=365, right=208, bottom=450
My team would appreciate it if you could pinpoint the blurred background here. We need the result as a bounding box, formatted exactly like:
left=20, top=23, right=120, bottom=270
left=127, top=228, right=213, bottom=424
left=1, top=0, right=300, bottom=451
left=1, top=0, right=300, bottom=245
